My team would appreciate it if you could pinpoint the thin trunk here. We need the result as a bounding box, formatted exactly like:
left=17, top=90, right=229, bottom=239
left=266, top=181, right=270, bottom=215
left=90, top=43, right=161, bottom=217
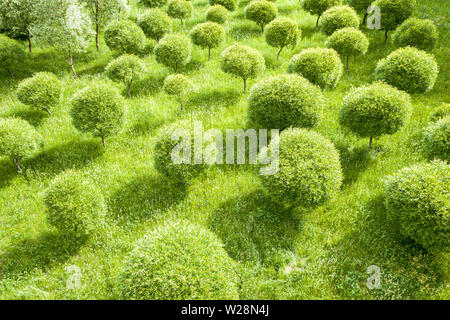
left=102, top=136, right=105, bottom=147
left=363, top=13, right=368, bottom=25
left=369, top=136, right=373, bottom=149
left=8, top=68, right=14, bottom=80
left=208, top=47, right=211, bottom=60
left=13, top=159, right=22, bottom=172
left=118, top=8, right=121, bottom=21
left=180, top=101, right=184, bottom=117
left=44, top=108, right=52, bottom=116
left=316, top=14, right=321, bottom=29
left=384, top=28, right=388, bottom=44
left=128, top=80, right=133, bottom=98
left=346, top=56, right=349, bottom=73
left=243, top=78, right=247, bottom=93
left=277, top=47, right=283, bottom=61
left=174, top=65, right=178, bottom=73
left=95, top=5, right=100, bottom=50
left=261, top=24, right=264, bottom=33
left=68, top=48, right=77, bottom=77
left=26, top=28, right=32, bottom=53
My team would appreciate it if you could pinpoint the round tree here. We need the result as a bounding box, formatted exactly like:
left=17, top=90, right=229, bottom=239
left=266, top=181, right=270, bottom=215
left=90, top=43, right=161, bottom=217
left=119, top=221, right=239, bottom=299
left=138, top=0, right=167, bottom=8
left=348, top=0, right=373, bottom=23
left=167, top=0, right=192, bottom=25
left=244, top=0, right=278, bottom=33
left=264, top=17, right=300, bottom=61
left=302, top=0, right=343, bottom=28
left=261, top=128, right=343, bottom=209
left=154, top=33, right=192, bottom=73
left=137, top=8, right=172, bottom=41
left=44, top=170, right=106, bottom=239
left=0, top=34, right=25, bottom=79
left=220, top=44, right=265, bottom=93
left=287, top=47, right=343, bottom=89
left=104, top=20, right=147, bottom=55
left=163, top=74, right=193, bottom=116
left=16, top=72, right=62, bottom=116
left=206, top=4, right=228, bottom=24
left=419, top=116, right=449, bottom=162
left=384, top=160, right=449, bottom=252
left=70, top=81, right=125, bottom=146
left=429, top=103, right=450, bottom=122
left=105, top=54, right=146, bottom=98
left=248, top=74, right=324, bottom=130
left=190, top=22, right=225, bottom=60
left=327, top=27, right=369, bottom=72
left=0, top=117, right=42, bottom=172
left=339, top=81, right=410, bottom=148
left=209, top=0, right=236, bottom=11
left=392, top=18, right=438, bottom=51
left=375, top=46, right=439, bottom=94
left=320, top=5, right=360, bottom=36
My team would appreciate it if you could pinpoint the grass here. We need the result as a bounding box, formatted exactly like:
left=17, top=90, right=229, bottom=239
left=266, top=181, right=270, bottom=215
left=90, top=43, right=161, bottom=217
left=0, top=0, right=449, bottom=299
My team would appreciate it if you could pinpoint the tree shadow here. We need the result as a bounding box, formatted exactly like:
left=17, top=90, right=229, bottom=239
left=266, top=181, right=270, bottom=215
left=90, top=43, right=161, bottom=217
left=334, top=140, right=371, bottom=187
left=4, top=108, right=49, bottom=127
left=0, top=158, right=20, bottom=189
left=187, top=87, right=242, bottom=111
left=230, top=23, right=261, bottom=40
left=180, top=59, right=204, bottom=73
left=131, top=71, right=168, bottom=97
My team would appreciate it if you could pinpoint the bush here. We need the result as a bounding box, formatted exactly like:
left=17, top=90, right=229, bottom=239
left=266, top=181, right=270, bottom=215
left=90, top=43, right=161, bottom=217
left=119, top=221, right=239, bottom=299
left=0, top=117, right=42, bottom=171
left=348, top=0, right=373, bottom=14
left=138, top=0, right=167, bottom=8
left=392, top=18, right=438, bottom=51
left=44, top=171, right=106, bottom=239
left=164, top=74, right=193, bottom=116
left=384, top=160, right=449, bottom=252
left=105, top=54, right=146, bottom=98
left=375, top=46, right=439, bottom=94
left=70, top=81, right=125, bottom=146
left=429, top=103, right=450, bottom=122
left=190, top=22, right=225, bottom=59
left=209, top=0, right=236, bottom=11
left=167, top=0, right=192, bottom=24
left=373, top=0, right=416, bottom=43
left=302, top=0, right=344, bottom=28
left=137, top=9, right=172, bottom=41
left=419, top=117, right=449, bottom=162
left=320, top=5, right=360, bottom=36
left=264, top=17, right=300, bottom=60
left=327, top=27, right=369, bottom=72
left=248, top=74, right=324, bottom=130
left=16, top=72, right=62, bottom=116
left=104, top=20, right=147, bottom=56
left=339, top=81, right=410, bottom=148
left=244, top=0, right=278, bottom=33
left=0, top=33, right=25, bottom=79
left=220, top=44, right=265, bottom=93
left=206, top=4, right=228, bottom=24
left=261, top=128, right=343, bottom=209
left=154, top=33, right=192, bottom=73
left=287, top=47, right=343, bottom=89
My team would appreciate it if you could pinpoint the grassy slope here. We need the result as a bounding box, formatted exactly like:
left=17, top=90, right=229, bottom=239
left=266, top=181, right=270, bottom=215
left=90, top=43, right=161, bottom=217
left=0, top=0, right=448, bottom=299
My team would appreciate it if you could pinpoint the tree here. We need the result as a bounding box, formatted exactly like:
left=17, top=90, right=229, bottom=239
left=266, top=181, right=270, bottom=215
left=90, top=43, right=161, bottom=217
left=264, top=17, right=300, bottom=60
left=244, top=0, right=278, bottom=33
left=209, top=0, right=236, bottom=11
left=348, top=0, right=373, bottom=24
left=0, top=34, right=25, bottom=79
left=392, top=18, right=438, bottom=51
left=302, top=0, right=343, bottom=28
left=320, top=5, right=360, bottom=36
left=137, top=8, right=172, bottom=41
left=419, top=116, right=449, bottom=162
left=105, top=54, right=146, bottom=98
left=206, top=4, right=228, bottom=24
left=138, top=0, right=167, bottom=8
left=104, top=20, right=147, bottom=56
left=163, top=74, right=193, bottom=116
left=167, top=0, right=192, bottom=26
left=190, top=22, right=225, bottom=60
left=154, top=33, right=192, bottom=73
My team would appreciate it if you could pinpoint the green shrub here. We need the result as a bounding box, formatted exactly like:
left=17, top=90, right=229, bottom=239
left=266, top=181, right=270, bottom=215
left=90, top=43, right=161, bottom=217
left=190, top=22, right=225, bottom=60
left=206, top=4, right=228, bottom=24
left=105, top=54, right=146, bottom=98
left=392, top=18, right=438, bottom=51
left=244, top=0, right=278, bottom=33
left=0, top=117, right=42, bottom=171
left=44, top=171, right=106, bottom=239
left=0, top=33, right=25, bottom=79
left=120, top=221, right=239, bottom=299
left=429, top=103, right=450, bottom=122
left=16, top=72, right=62, bottom=116
left=320, top=5, right=360, bottom=36
left=138, top=0, right=168, bottom=8
left=163, top=74, right=193, bottom=116
left=104, top=20, right=147, bottom=56
left=264, top=17, right=300, bottom=60
left=339, top=81, right=410, bottom=148
left=384, top=160, right=449, bottom=252
left=348, top=0, right=373, bottom=14
left=261, top=128, right=343, bottom=209
left=154, top=33, right=192, bottom=73
left=70, top=81, right=125, bottom=146
left=220, top=44, right=265, bottom=93
left=327, top=27, right=369, bottom=72
left=419, top=117, right=449, bottom=162
left=137, top=9, right=172, bottom=41
left=287, top=47, right=343, bottom=89
left=373, top=0, right=416, bottom=43
left=375, top=46, right=439, bottom=94
left=167, top=0, right=192, bottom=24
left=209, top=0, right=236, bottom=11
left=248, top=74, right=324, bottom=130
left=302, top=0, right=344, bottom=28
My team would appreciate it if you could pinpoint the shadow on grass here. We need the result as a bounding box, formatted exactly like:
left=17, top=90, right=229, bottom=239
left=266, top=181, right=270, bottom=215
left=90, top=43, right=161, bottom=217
left=230, top=24, right=261, bottom=40
left=334, top=141, right=371, bottom=186
left=188, top=86, right=242, bottom=110
left=4, top=108, right=49, bottom=127
left=130, top=72, right=168, bottom=97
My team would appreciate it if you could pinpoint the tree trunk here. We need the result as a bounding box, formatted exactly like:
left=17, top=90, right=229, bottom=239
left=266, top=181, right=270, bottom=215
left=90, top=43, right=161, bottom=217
left=174, top=65, right=178, bottom=73
left=118, top=8, right=121, bottom=21
left=180, top=102, right=184, bottom=117
left=95, top=5, right=100, bottom=50
left=384, top=28, right=388, bottom=44
left=243, top=78, right=247, bottom=93
left=68, top=48, right=77, bottom=77
left=369, top=136, right=373, bottom=149
left=277, top=47, right=283, bottom=61
left=26, top=28, right=32, bottom=53
left=316, top=14, right=321, bottom=29
left=363, top=13, right=368, bottom=25
left=13, top=159, right=22, bottom=172
left=261, top=24, right=264, bottom=33
left=102, top=136, right=105, bottom=147
left=44, top=108, right=52, bottom=116
left=128, top=80, right=133, bottom=98
left=8, top=68, right=14, bottom=80
left=346, top=56, right=349, bottom=73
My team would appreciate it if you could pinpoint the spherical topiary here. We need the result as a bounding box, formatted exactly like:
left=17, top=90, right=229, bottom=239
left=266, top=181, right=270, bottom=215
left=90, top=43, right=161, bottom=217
left=138, top=0, right=167, bottom=8
left=384, top=160, right=449, bottom=252
left=209, top=0, right=236, bottom=11
left=302, top=0, right=344, bottom=28
left=0, top=117, right=42, bottom=171
left=264, top=17, right=300, bottom=60
left=429, top=103, right=450, bottom=122
left=190, top=22, right=225, bottom=60
left=339, top=81, right=410, bottom=148
left=287, top=47, right=343, bottom=89
left=105, top=54, right=146, bottom=98
left=119, top=221, right=239, bottom=299
left=104, top=20, right=147, bottom=56
left=0, top=34, right=25, bottom=79
left=419, top=117, right=449, bottom=162
left=220, top=44, right=265, bottom=93
left=163, top=74, right=193, bottom=116
left=206, top=4, right=228, bottom=24
left=244, top=0, right=278, bottom=33
left=261, top=128, right=343, bottom=209
left=167, top=0, right=192, bottom=24
left=154, top=120, right=206, bottom=181
left=248, top=74, right=324, bottom=130
left=392, top=18, right=438, bottom=51
left=320, top=5, right=360, bottom=36
left=16, top=72, right=62, bottom=116
left=348, top=0, right=373, bottom=14
left=373, top=0, right=416, bottom=43
left=375, top=46, right=439, bottom=94
left=44, top=171, right=106, bottom=239
left=70, top=81, right=125, bottom=146
left=327, top=27, right=369, bottom=72
left=137, top=9, right=172, bottom=41
left=154, top=33, right=192, bottom=73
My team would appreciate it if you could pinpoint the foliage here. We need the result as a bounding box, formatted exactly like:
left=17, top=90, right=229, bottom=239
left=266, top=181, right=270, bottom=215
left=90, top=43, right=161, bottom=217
left=372, top=0, right=417, bottom=31
left=167, top=0, right=192, bottom=24
left=264, top=17, right=300, bottom=58
left=154, top=33, right=192, bottom=72
left=104, top=20, right=147, bottom=56
left=420, top=117, right=449, bottom=161
left=137, top=8, right=172, bottom=41
left=392, top=18, right=438, bottom=51
left=206, top=4, right=228, bottom=24
left=244, top=0, right=278, bottom=32
left=302, top=0, right=344, bottom=17
left=429, top=103, right=450, bottom=122
left=209, top=0, right=236, bottom=11
left=0, top=34, right=26, bottom=78
left=320, top=5, right=359, bottom=36
left=105, top=54, right=145, bottom=97
left=163, top=74, right=193, bottom=115
left=190, top=22, right=225, bottom=59
left=138, top=0, right=167, bottom=8
left=347, top=0, right=373, bottom=13
left=327, top=27, right=369, bottom=71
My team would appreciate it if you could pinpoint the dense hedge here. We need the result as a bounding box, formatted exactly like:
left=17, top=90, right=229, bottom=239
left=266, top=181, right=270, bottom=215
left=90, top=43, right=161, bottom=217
left=244, top=0, right=278, bottom=33
left=206, top=5, right=228, bottom=24
left=105, top=54, right=145, bottom=98
left=104, top=20, right=147, bottom=56
left=190, top=22, right=225, bottom=59
left=209, top=0, right=236, bottom=11
left=320, top=5, right=360, bottom=36
left=264, top=17, right=300, bottom=60
left=137, top=9, right=172, bottom=41
left=420, top=117, right=449, bottom=162
left=392, top=18, right=438, bottom=51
